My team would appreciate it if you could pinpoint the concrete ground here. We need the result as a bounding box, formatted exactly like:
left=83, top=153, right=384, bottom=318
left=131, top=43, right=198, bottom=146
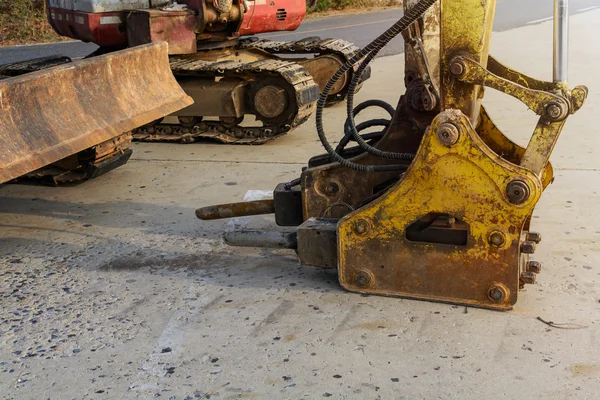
left=1, top=10, right=599, bottom=400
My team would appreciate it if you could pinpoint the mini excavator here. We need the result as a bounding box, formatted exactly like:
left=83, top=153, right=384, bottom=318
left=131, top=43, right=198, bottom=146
left=197, top=0, right=588, bottom=310
left=1, top=0, right=367, bottom=185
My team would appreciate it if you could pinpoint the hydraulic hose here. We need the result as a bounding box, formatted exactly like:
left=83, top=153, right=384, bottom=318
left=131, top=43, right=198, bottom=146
left=335, top=99, right=395, bottom=155
left=315, top=0, right=437, bottom=172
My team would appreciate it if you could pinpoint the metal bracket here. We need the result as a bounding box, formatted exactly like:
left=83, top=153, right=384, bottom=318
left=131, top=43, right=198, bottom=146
left=450, top=55, right=571, bottom=120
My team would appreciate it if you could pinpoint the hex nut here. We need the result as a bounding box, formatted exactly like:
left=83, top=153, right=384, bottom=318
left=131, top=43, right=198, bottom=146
left=450, top=60, right=466, bottom=77
left=489, top=231, right=506, bottom=247
left=437, top=123, right=460, bottom=146
left=521, top=241, right=536, bottom=254
left=488, top=284, right=509, bottom=303
left=521, top=271, right=536, bottom=285
left=506, top=180, right=530, bottom=204
left=355, top=270, right=374, bottom=288
left=526, top=232, right=542, bottom=244
left=526, top=261, right=542, bottom=274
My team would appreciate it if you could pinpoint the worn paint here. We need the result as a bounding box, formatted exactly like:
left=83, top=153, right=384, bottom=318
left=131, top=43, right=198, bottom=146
left=298, top=0, right=587, bottom=310
left=337, top=110, right=543, bottom=310
left=0, top=42, right=193, bottom=184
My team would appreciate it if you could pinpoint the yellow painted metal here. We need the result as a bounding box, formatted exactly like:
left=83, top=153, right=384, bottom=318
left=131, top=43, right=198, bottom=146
left=454, top=56, right=569, bottom=116
left=0, top=42, right=193, bottom=184
left=338, top=110, right=543, bottom=310
left=486, top=56, right=559, bottom=92
left=521, top=85, right=588, bottom=176
left=477, top=107, right=554, bottom=189
left=440, top=0, right=495, bottom=123
left=334, top=0, right=587, bottom=309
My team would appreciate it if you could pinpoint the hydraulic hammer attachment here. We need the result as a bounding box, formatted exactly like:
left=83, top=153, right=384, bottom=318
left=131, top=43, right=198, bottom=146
left=0, top=42, right=193, bottom=184
left=197, top=0, right=588, bottom=310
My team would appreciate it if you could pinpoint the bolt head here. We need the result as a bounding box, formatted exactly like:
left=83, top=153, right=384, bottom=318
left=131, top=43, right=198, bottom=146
left=545, top=102, right=566, bottom=121
left=526, top=232, right=542, bottom=244
left=488, top=284, right=508, bottom=303
left=521, top=240, right=537, bottom=254
left=355, top=270, right=374, bottom=288
left=506, top=180, right=530, bottom=204
left=354, top=219, right=369, bottom=235
left=489, top=231, right=506, bottom=247
left=450, top=60, right=466, bottom=77
left=436, top=123, right=460, bottom=146
left=526, top=261, right=542, bottom=274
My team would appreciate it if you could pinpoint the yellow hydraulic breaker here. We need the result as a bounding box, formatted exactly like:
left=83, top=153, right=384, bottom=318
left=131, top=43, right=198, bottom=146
left=0, top=42, right=193, bottom=184
left=197, top=0, right=587, bottom=310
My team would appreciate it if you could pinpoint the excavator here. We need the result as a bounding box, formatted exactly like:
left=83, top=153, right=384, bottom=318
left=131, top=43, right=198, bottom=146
left=197, top=0, right=588, bottom=310
left=0, top=0, right=367, bottom=185
left=43, top=0, right=370, bottom=144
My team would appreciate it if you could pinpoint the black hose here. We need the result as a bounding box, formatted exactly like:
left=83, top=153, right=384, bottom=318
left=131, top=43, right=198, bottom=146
left=335, top=99, right=395, bottom=155
left=315, top=0, right=437, bottom=172
left=337, top=118, right=390, bottom=154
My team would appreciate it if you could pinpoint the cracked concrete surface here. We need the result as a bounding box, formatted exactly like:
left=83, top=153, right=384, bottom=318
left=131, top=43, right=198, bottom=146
left=1, top=10, right=600, bottom=400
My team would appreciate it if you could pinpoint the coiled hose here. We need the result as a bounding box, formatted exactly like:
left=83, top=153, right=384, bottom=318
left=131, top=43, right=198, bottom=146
left=316, top=0, right=437, bottom=172
left=335, top=99, right=395, bottom=156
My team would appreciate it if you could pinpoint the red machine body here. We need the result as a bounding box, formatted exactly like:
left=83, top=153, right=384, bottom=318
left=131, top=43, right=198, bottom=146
left=240, top=0, right=305, bottom=35
left=45, top=0, right=306, bottom=51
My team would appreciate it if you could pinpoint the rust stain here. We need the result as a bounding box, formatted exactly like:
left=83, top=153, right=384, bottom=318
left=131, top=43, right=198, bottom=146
left=353, top=321, right=388, bottom=330
left=283, top=334, right=296, bottom=342
left=571, top=363, right=600, bottom=377
left=0, top=42, right=192, bottom=184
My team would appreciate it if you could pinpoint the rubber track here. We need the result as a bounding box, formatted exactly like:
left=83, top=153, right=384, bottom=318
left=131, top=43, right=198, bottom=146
left=0, top=56, right=72, bottom=80
left=132, top=57, right=319, bottom=144
left=239, top=36, right=366, bottom=105
left=132, top=37, right=366, bottom=145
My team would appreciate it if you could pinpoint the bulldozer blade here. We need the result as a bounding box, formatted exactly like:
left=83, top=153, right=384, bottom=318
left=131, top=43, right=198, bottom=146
left=0, top=42, right=193, bottom=184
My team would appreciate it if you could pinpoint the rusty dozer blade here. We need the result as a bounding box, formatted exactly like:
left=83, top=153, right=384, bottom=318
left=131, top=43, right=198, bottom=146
left=0, top=42, right=193, bottom=184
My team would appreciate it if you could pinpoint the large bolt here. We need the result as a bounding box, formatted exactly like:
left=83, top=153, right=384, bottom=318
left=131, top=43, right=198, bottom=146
left=449, top=60, right=466, bottom=77
left=506, top=180, right=530, bottom=204
left=488, top=284, right=509, bottom=303
left=521, top=271, right=536, bottom=285
left=526, top=261, right=542, bottom=274
left=526, top=232, right=542, bottom=244
left=521, top=241, right=537, bottom=254
left=437, top=123, right=460, bottom=146
left=355, top=270, right=374, bottom=288
left=545, top=102, right=567, bottom=121
left=324, top=182, right=339, bottom=196
left=354, top=219, right=369, bottom=235
left=489, top=231, right=506, bottom=247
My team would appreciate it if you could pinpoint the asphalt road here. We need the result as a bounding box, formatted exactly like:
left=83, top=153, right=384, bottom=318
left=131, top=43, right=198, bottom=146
left=0, top=0, right=599, bottom=64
